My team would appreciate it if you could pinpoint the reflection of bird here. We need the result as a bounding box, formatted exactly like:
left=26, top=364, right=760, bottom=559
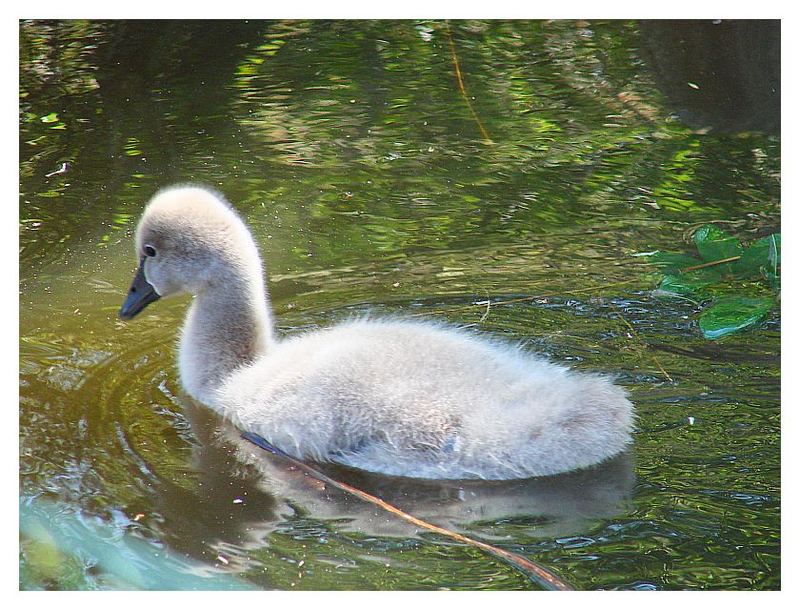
left=151, top=402, right=635, bottom=567
left=120, top=185, right=634, bottom=480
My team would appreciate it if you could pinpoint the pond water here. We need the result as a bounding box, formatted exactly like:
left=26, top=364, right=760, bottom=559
left=19, top=20, right=780, bottom=590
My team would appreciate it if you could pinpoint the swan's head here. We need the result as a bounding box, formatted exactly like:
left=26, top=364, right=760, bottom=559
left=119, top=185, right=261, bottom=320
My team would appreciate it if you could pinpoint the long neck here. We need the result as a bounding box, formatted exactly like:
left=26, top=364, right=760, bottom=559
left=178, top=270, right=273, bottom=405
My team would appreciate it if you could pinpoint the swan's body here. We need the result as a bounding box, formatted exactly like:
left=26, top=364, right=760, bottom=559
left=120, top=185, right=634, bottom=480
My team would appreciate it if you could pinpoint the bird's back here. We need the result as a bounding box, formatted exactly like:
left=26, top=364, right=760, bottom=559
left=214, top=318, right=633, bottom=479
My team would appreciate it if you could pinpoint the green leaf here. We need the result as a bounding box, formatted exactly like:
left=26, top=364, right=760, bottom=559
left=734, top=233, right=781, bottom=278
left=698, top=296, right=774, bottom=340
left=692, top=225, right=743, bottom=270
left=657, top=272, right=714, bottom=297
left=646, top=251, right=702, bottom=274
left=766, top=233, right=781, bottom=291
left=768, top=233, right=781, bottom=268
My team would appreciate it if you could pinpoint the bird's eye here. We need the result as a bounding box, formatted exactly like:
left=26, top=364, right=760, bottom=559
left=143, top=245, right=157, bottom=257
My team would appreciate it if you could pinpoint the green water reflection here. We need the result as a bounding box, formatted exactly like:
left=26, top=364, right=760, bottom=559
left=20, top=20, right=779, bottom=590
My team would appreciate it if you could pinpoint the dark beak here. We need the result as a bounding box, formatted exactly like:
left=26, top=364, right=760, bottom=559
left=119, top=257, right=161, bottom=320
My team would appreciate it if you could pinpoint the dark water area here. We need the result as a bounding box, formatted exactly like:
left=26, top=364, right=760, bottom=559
left=19, top=19, right=779, bottom=590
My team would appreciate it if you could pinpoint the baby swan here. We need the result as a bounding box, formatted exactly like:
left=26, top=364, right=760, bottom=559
left=119, top=185, right=634, bottom=480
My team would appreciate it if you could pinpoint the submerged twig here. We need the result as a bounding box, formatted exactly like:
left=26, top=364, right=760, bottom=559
left=241, top=431, right=573, bottom=590
left=443, top=22, right=493, bottom=145
left=679, top=255, right=741, bottom=273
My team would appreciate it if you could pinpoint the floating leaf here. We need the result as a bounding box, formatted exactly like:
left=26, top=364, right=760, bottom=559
left=734, top=233, right=781, bottom=278
left=765, top=233, right=781, bottom=291
left=648, top=227, right=778, bottom=339
left=768, top=233, right=781, bottom=268
left=692, top=225, right=743, bottom=272
left=646, top=251, right=702, bottom=274
left=657, top=272, right=713, bottom=297
left=698, top=296, right=773, bottom=339
left=40, top=112, right=60, bottom=124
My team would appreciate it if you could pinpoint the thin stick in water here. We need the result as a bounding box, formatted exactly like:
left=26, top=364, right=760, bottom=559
left=241, top=431, right=574, bottom=590
left=443, top=22, right=494, bottom=145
